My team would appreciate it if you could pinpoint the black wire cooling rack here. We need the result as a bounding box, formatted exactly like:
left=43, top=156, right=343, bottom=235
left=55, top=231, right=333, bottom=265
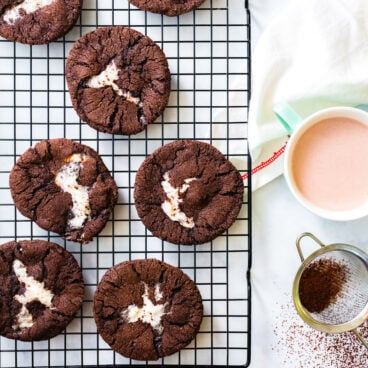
left=0, top=0, right=251, bottom=366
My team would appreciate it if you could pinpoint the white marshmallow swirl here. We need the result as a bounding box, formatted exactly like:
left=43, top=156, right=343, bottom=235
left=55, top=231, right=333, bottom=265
left=121, top=283, right=167, bottom=334
left=3, top=0, right=54, bottom=25
left=55, top=153, right=91, bottom=230
left=86, top=60, right=141, bottom=105
left=161, top=172, right=196, bottom=228
left=13, top=259, right=54, bottom=329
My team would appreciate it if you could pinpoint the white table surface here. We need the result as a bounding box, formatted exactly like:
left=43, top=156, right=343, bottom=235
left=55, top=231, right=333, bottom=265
left=249, top=1, right=368, bottom=367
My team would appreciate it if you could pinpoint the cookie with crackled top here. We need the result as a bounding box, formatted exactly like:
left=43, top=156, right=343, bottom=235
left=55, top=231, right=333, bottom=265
left=0, top=0, right=82, bottom=44
left=128, top=0, right=206, bottom=16
left=9, top=138, right=118, bottom=243
left=93, top=258, right=203, bottom=360
left=66, top=26, right=171, bottom=136
left=134, top=140, right=244, bottom=245
left=0, top=239, right=84, bottom=341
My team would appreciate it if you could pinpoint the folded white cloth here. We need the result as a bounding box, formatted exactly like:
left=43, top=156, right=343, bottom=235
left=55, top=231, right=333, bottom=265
left=249, top=0, right=368, bottom=190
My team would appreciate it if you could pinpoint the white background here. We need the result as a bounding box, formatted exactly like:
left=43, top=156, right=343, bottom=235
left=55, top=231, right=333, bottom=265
left=249, top=1, right=368, bottom=367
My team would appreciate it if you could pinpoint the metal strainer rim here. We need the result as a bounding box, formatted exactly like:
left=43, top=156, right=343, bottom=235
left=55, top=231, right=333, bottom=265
left=293, top=243, right=368, bottom=334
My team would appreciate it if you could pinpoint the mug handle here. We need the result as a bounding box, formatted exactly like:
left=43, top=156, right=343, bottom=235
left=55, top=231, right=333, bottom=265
left=274, top=102, right=304, bottom=134
left=356, top=104, right=368, bottom=113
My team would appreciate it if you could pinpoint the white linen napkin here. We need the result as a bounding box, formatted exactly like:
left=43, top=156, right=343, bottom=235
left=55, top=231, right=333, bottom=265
left=249, top=0, right=368, bottom=190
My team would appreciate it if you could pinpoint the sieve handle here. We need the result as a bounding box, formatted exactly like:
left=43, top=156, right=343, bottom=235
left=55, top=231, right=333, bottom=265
left=353, top=329, right=368, bottom=350
left=296, top=232, right=325, bottom=262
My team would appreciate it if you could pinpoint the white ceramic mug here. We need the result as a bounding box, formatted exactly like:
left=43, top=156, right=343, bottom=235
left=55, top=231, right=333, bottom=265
left=274, top=103, right=368, bottom=221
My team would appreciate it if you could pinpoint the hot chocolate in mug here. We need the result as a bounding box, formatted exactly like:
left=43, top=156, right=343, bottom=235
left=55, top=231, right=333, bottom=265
left=275, top=103, right=368, bottom=221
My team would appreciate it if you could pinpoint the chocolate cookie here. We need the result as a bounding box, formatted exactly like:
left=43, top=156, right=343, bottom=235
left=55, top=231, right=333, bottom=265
left=10, top=138, right=118, bottom=243
left=134, top=140, right=244, bottom=245
left=0, top=0, right=82, bottom=45
left=128, top=0, right=206, bottom=16
left=66, top=26, right=171, bottom=136
left=0, top=239, right=84, bottom=341
left=93, top=258, right=203, bottom=361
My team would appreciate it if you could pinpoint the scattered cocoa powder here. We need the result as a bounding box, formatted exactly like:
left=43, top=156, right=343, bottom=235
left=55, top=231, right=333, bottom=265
left=299, top=258, right=348, bottom=313
left=273, top=301, right=368, bottom=368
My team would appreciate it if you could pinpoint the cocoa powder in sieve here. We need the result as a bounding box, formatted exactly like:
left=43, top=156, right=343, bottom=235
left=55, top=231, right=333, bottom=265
left=299, top=258, right=348, bottom=313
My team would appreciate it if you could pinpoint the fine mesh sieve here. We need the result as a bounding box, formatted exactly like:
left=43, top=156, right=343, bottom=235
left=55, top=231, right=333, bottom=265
left=292, top=233, right=368, bottom=349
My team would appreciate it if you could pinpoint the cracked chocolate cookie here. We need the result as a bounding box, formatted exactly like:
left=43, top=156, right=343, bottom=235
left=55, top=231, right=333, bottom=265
left=93, top=258, right=203, bottom=361
left=66, top=26, right=171, bottom=136
left=128, top=0, right=206, bottom=16
left=9, top=138, right=118, bottom=243
left=0, top=239, right=84, bottom=341
left=134, top=140, right=244, bottom=245
left=0, top=0, right=82, bottom=44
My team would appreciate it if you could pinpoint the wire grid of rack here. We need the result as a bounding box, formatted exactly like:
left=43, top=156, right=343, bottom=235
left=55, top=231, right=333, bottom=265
left=0, top=0, right=251, bottom=366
